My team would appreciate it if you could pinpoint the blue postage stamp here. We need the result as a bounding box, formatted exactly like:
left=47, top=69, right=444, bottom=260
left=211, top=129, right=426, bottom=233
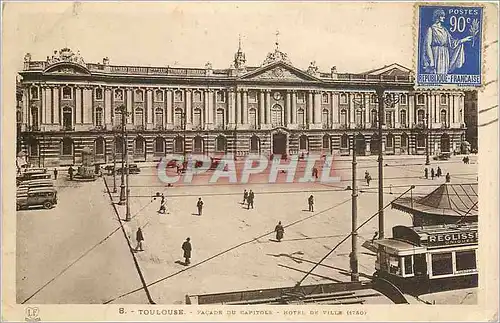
left=417, top=5, right=483, bottom=87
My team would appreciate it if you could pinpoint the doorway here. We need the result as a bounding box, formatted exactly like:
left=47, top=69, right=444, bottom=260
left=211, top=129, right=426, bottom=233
left=272, top=133, right=287, bottom=155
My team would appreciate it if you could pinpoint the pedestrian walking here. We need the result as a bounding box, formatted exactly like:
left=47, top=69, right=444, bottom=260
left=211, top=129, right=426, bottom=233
left=247, top=190, right=254, bottom=209
left=436, top=166, right=442, bottom=177
left=424, top=167, right=428, bottom=179
left=243, top=189, right=248, bottom=205
left=431, top=168, right=435, bottom=179
left=365, top=171, right=372, bottom=186
left=182, top=237, right=192, bottom=265
left=445, top=173, right=451, bottom=183
left=68, top=166, right=74, bottom=181
left=275, top=221, right=285, bottom=242
left=53, top=168, right=58, bottom=180
left=312, top=167, right=319, bottom=179
left=197, top=197, right=204, bottom=216
left=135, top=227, right=144, bottom=252
left=158, top=195, right=166, bottom=214
left=308, top=194, right=314, bottom=212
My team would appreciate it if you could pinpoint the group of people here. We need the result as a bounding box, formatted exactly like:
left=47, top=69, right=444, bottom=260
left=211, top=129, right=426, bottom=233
left=424, top=166, right=451, bottom=182
left=242, top=189, right=255, bottom=209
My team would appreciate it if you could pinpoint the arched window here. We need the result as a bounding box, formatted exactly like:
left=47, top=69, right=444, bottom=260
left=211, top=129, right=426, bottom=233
left=216, top=136, right=227, bottom=152
left=62, top=87, right=72, bottom=100
left=155, top=90, right=164, bottom=102
left=299, top=135, right=308, bottom=150
left=216, top=108, right=225, bottom=129
left=95, top=107, right=103, bottom=126
left=271, top=105, right=283, bottom=127
left=322, top=92, right=329, bottom=104
left=114, top=107, right=123, bottom=126
left=321, top=109, right=329, bottom=126
left=417, top=110, right=425, bottom=125
left=134, top=136, right=145, bottom=155
left=386, top=133, right=394, bottom=148
left=174, top=108, right=183, bottom=129
left=193, top=136, right=203, bottom=153
left=400, top=110, right=407, bottom=127
left=340, top=109, right=347, bottom=126
left=340, top=93, right=347, bottom=104
left=370, top=109, right=377, bottom=126
left=416, top=133, right=425, bottom=148
left=95, top=137, right=105, bottom=155
left=154, top=137, right=165, bottom=154
left=297, top=109, right=305, bottom=126
left=250, top=136, right=260, bottom=153
left=62, top=107, right=72, bottom=130
left=115, top=136, right=124, bottom=155
left=193, top=91, right=202, bottom=102
left=356, top=109, right=363, bottom=126
left=322, top=134, right=330, bottom=149
left=135, top=89, right=144, bottom=102
left=401, top=133, right=408, bottom=148
left=193, top=108, right=202, bottom=129
left=174, top=137, right=184, bottom=153
left=340, top=134, right=349, bottom=149
left=440, top=110, right=447, bottom=125
left=249, top=108, right=257, bottom=128
left=61, top=137, right=73, bottom=156
left=95, top=88, right=103, bottom=100
left=135, top=108, right=144, bottom=126
left=30, top=87, right=39, bottom=100
left=174, top=90, right=183, bottom=102
left=155, top=108, right=164, bottom=127
left=114, top=89, right=124, bottom=101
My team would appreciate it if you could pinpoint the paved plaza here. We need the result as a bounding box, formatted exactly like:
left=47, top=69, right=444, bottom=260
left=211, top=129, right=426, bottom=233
left=16, top=154, right=478, bottom=304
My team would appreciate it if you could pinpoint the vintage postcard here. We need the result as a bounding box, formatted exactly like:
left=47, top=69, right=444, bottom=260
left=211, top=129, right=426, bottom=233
left=1, top=1, right=498, bottom=322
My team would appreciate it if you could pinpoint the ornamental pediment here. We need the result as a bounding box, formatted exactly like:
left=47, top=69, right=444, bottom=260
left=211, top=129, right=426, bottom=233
left=43, top=62, right=91, bottom=75
left=240, top=62, right=320, bottom=82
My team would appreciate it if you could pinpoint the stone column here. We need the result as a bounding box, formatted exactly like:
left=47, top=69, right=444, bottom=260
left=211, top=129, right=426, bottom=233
left=314, top=91, right=321, bottom=124
left=265, top=90, right=271, bottom=125
left=75, top=87, right=82, bottom=125
left=307, top=91, right=313, bottom=125
left=166, top=89, right=173, bottom=127
left=408, top=93, right=414, bottom=125
left=83, top=87, right=93, bottom=124
left=146, top=89, right=153, bottom=125
left=236, top=90, right=242, bottom=125
left=364, top=93, right=370, bottom=126
left=185, top=89, right=192, bottom=125
left=291, top=91, right=297, bottom=124
left=229, top=89, right=235, bottom=126
left=43, top=87, right=51, bottom=124
left=53, top=87, right=60, bottom=125
left=105, top=88, right=112, bottom=125
left=208, top=90, right=214, bottom=129
left=259, top=90, right=265, bottom=125
left=332, top=92, right=339, bottom=124
left=349, top=92, right=355, bottom=126
left=22, top=89, right=28, bottom=126
left=285, top=91, right=291, bottom=126
left=242, top=90, right=248, bottom=125
left=126, top=89, right=133, bottom=123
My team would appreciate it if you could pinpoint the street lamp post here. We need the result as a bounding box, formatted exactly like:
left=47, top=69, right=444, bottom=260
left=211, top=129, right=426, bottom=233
left=118, top=105, right=128, bottom=206
left=350, top=135, right=359, bottom=282
left=112, top=133, right=117, bottom=193
left=425, top=112, right=430, bottom=165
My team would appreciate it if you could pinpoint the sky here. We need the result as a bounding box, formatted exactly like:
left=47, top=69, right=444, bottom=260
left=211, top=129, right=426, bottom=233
left=3, top=2, right=415, bottom=74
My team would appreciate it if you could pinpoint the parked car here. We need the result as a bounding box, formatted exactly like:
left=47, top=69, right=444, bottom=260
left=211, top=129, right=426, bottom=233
left=17, top=187, right=58, bottom=210
left=433, top=152, right=451, bottom=161
left=17, top=172, right=52, bottom=185
left=116, top=164, right=141, bottom=174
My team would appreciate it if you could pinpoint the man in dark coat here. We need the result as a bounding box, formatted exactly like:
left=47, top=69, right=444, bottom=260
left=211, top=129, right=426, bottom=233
left=197, top=198, right=204, bottom=216
left=365, top=171, right=372, bottom=186
left=424, top=168, right=428, bottom=179
left=308, top=195, right=314, bottom=212
left=275, top=221, right=284, bottom=242
left=135, top=227, right=144, bottom=252
left=53, top=168, right=58, bottom=180
left=436, top=166, right=442, bottom=177
left=182, top=238, right=192, bottom=265
left=159, top=195, right=166, bottom=214
left=445, top=173, right=451, bottom=183
left=243, top=189, right=248, bottom=205
left=431, top=168, right=435, bottom=179
left=68, top=166, right=74, bottom=180
left=247, top=190, right=254, bottom=209
left=312, top=167, right=319, bottom=179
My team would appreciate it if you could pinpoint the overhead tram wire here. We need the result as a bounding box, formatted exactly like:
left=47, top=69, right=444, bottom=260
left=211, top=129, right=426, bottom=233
left=102, top=195, right=355, bottom=304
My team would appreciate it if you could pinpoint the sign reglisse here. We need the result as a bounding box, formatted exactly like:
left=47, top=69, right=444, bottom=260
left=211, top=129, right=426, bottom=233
left=427, top=230, right=478, bottom=248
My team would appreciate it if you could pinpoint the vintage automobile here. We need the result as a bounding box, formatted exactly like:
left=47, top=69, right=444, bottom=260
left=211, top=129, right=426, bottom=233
left=17, top=171, right=52, bottom=185
left=17, top=187, right=58, bottom=210
left=116, top=164, right=141, bottom=175
left=433, top=152, right=451, bottom=161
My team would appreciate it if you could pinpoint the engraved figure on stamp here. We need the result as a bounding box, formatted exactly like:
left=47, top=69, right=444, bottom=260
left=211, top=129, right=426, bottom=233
left=422, top=9, right=473, bottom=75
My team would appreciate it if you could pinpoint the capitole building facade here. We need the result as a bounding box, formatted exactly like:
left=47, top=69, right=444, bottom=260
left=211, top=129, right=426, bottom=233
left=17, top=44, right=468, bottom=167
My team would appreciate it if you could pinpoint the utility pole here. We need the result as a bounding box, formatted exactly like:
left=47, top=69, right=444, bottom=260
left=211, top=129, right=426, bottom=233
left=112, top=133, right=117, bottom=193
left=425, top=112, right=430, bottom=165
left=125, top=122, right=131, bottom=222
left=350, top=135, right=359, bottom=282
left=376, top=87, right=385, bottom=239
left=119, top=105, right=126, bottom=205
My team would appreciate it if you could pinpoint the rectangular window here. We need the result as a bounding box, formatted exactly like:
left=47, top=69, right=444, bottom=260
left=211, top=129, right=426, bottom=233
left=404, top=255, right=413, bottom=275
left=400, top=94, right=407, bottom=105
left=216, top=91, right=226, bottom=103
left=431, top=253, right=453, bottom=276
left=248, top=91, right=257, bottom=103
left=30, top=87, right=39, bottom=100
left=417, top=94, right=425, bottom=105
left=322, top=93, right=329, bottom=104
left=388, top=255, right=401, bottom=275
left=95, top=88, right=103, bottom=100
left=440, top=95, right=447, bottom=105
left=455, top=250, right=477, bottom=272
left=297, top=92, right=305, bottom=103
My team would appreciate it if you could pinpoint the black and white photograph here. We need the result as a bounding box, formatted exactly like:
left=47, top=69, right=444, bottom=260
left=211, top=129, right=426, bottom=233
left=2, top=2, right=498, bottom=322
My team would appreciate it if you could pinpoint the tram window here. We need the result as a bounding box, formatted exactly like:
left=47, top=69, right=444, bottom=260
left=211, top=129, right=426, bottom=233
left=431, top=253, right=453, bottom=276
left=404, top=255, right=413, bottom=275
left=389, top=255, right=401, bottom=275
left=455, top=250, right=477, bottom=272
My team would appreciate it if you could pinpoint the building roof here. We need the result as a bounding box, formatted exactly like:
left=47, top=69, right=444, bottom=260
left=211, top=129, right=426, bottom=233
left=392, top=183, right=478, bottom=218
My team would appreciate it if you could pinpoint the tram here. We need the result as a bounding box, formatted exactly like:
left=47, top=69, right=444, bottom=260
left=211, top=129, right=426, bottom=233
left=367, top=222, right=478, bottom=295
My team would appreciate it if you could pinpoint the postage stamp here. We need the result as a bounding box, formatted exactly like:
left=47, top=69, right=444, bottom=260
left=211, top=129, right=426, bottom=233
left=417, top=5, right=483, bottom=87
